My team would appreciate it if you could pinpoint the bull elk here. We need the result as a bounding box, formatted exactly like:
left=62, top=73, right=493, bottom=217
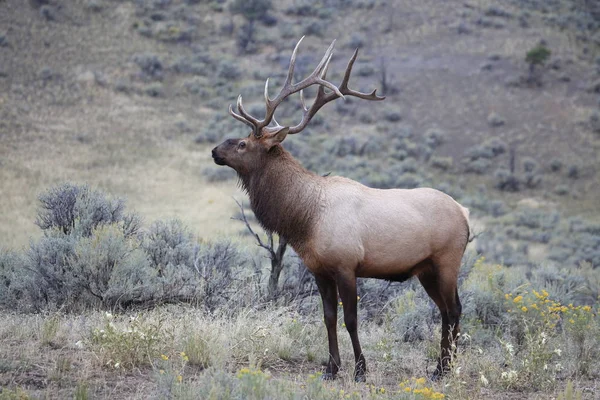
left=212, top=37, right=470, bottom=381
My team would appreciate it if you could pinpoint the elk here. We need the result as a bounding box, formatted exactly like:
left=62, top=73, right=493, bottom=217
left=212, top=37, right=470, bottom=382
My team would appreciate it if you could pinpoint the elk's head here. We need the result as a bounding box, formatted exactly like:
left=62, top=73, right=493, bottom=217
left=212, top=36, right=385, bottom=175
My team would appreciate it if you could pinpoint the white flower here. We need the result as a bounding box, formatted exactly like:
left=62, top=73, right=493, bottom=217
left=501, top=370, right=518, bottom=381
left=75, top=340, right=84, bottom=349
left=105, top=312, right=113, bottom=320
left=477, top=348, right=483, bottom=355
left=501, top=340, right=514, bottom=356
left=555, top=363, right=563, bottom=372
left=554, top=348, right=562, bottom=356
left=454, top=367, right=462, bottom=376
left=480, top=373, right=489, bottom=386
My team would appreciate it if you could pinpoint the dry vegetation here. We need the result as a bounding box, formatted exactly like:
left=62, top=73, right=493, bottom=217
left=1, top=0, right=600, bottom=398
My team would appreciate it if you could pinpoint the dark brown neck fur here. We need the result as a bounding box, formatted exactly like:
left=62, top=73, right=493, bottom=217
left=238, top=146, right=323, bottom=249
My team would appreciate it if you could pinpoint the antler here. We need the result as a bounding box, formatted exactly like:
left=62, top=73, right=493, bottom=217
left=228, top=36, right=385, bottom=138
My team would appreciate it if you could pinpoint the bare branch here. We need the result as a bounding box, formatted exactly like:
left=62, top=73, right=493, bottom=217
left=231, top=198, right=274, bottom=257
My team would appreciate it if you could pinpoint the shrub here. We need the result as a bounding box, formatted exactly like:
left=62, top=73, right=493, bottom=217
left=195, top=240, right=245, bottom=312
left=85, top=0, right=103, bottom=12
left=24, top=234, right=78, bottom=311
left=230, top=0, right=271, bottom=22
left=133, top=53, right=163, bottom=80
left=549, top=159, right=562, bottom=172
left=524, top=172, right=542, bottom=189
left=494, top=168, right=521, bottom=192
left=424, top=128, right=445, bottom=148
left=40, top=5, right=57, bottom=21
left=522, top=157, right=538, bottom=172
left=487, top=112, right=505, bottom=127
left=590, top=111, right=600, bottom=133
left=464, top=157, right=492, bottom=174
left=216, top=60, right=241, bottom=80
left=554, top=184, right=569, bottom=196
left=567, top=164, right=579, bottom=179
left=526, top=45, right=551, bottom=68
left=1, top=184, right=255, bottom=312
left=383, top=109, right=402, bottom=122
left=35, top=183, right=141, bottom=238
left=303, top=20, right=325, bottom=37
left=0, top=250, right=24, bottom=307
left=430, top=156, right=453, bottom=171
left=515, top=208, right=559, bottom=230
left=145, top=83, right=164, bottom=97
left=389, top=289, right=433, bottom=342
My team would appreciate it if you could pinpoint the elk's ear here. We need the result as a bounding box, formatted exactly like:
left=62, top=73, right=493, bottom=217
left=264, top=127, right=289, bottom=149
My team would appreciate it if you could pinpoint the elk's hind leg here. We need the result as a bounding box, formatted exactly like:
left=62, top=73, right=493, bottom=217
left=417, top=259, right=462, bottom=380
left=315, top=274, right=341, bottom=380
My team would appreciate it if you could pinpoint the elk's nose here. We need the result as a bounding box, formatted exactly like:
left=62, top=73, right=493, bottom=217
left=211, top=148, right=218, bottom=158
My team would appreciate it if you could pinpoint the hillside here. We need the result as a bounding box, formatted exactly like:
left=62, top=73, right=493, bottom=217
left=1, top=0, right=599, bottom=252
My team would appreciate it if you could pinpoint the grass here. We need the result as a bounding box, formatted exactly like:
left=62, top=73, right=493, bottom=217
left=0, top=261, right=598, bottom=399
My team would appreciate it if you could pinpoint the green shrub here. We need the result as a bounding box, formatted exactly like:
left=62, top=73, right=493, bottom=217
left=526, top=44, right=551, bottom=67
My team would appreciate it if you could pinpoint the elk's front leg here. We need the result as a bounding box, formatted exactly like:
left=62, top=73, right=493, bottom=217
left=315, top=274, right=341, bottom=379
left=337, top=272, right=367, bottom=382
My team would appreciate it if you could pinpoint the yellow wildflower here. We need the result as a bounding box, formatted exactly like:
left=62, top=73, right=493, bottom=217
left=404, top=387, right=412, bottom=392
left=177, top=375, right=183, bottom=383
left=161, top=354, right=169, bottom=361
left=414, top=377, right=427, bottom=385
left=513, top=295, right=523, bottom=303
left=521, top=306, right=528, bottom=312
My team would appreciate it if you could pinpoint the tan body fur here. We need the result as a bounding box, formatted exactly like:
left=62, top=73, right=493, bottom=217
left=304, top=176, right=469, bottom=280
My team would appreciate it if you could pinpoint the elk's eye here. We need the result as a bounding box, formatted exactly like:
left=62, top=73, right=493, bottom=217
left=238, top=141, right=246, bottom=149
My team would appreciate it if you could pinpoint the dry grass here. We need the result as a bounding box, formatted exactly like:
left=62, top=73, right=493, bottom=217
left=0, top=293, right=597, bottom=399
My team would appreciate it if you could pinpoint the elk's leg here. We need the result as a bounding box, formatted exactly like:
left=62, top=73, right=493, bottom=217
left=418, top=263, right=462, bottom=380
left=336, top=272, right=367, bottom=382
left=315, top=274, right=341, bottom=380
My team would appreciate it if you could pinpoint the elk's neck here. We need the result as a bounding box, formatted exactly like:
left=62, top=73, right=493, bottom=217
left=239, top=148, right=322, bottom=249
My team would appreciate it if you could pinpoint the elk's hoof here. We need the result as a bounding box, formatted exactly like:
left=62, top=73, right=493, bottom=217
left=430, top=366, right=447, bottom=382
left=322, top=372, right=337, bottom=381
left=354, top=373, right=367, bottom=383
